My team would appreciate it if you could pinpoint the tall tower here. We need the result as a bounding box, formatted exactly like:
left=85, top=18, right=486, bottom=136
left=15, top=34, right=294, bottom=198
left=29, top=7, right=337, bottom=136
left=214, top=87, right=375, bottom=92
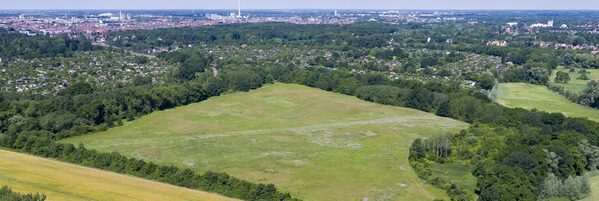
left=238, top=0, right=241, bottom=18
left=119, top=11, right=124, bottom=27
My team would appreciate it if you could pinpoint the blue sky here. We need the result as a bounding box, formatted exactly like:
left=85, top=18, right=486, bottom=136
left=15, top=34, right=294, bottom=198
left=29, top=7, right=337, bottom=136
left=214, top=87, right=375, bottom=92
left=1, top=0, right=598, bottom=10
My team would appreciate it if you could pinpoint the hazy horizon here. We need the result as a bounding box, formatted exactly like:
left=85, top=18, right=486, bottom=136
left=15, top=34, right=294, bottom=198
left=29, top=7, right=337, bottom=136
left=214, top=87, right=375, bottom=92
left=2, top=0, right=599, bottom=10
left=2, top=8, right=599, bottom=11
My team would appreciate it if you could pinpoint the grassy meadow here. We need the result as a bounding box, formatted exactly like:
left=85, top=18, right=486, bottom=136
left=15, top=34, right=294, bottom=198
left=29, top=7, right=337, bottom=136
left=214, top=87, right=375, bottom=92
left=550, top=66, right=599, bottom=92
left=0, top=149, right=237, bottom=201
left=64, top=83, right=469, bottom=201
left=496, top=83, right=599, bottom=122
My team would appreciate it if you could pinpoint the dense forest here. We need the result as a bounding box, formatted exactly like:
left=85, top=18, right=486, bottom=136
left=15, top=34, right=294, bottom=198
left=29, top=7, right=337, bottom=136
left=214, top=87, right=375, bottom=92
left=0, top=29, right=94, bottom=61
left=107, top=23, right=399, bottom=50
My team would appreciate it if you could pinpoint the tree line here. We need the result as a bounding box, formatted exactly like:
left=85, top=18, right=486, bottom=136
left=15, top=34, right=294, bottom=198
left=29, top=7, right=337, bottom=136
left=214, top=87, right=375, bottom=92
left=547, top=80, right=599, bottom=110
left=0, top=186, right=46, bottom=201
left=563, top=53, right=599, bottom=69
left=1, top=134, right=295, bottom=201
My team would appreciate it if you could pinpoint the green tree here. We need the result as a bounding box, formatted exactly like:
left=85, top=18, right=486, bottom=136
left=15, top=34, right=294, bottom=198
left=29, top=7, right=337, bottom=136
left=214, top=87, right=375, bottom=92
left=578, top=69, right=590, bottom=80
left=554, top=71, right=571, bottom=83
left=477, top=73, right=495, bottom=90
left=579, top=80, right=599, bottom=108
left=420, top=56, right=439, bottom=67
left=62, top=82, right=94, bottom=96
left=572, top=37, right=588, bottom=46
left=525, top=66, right=550, bottom=84
left=539, top=173, right=561, bottom=200
left=409, top=138, right=426, bottom=161
left=177, top=54, right=210, bottom=81
left=579, top=141, right=599, bottom=171
left=562, top=176, right=579, bottom=200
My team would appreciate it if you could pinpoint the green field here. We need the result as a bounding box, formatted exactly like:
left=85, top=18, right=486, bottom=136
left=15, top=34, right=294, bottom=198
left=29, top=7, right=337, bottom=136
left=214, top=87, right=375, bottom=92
left=550, top=66, right=599, bottom=92
left=64, top=83, right=469, bottom=201
left=496, top=83, right=599, bottom=122
left=0, top=149, right=237, bottom=201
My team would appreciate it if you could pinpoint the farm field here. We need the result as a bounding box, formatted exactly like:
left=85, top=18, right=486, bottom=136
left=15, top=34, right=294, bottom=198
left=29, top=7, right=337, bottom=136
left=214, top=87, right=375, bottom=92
left=0, top=149, right=237, bottom=201
left=64, top=83, right=469, bottom=201
left=496, top=83, right=599, bottom=122
left=550, top=66, right=599, bottom=92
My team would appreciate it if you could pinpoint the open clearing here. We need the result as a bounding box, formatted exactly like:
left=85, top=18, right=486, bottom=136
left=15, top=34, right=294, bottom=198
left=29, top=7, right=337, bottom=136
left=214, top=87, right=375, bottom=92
left=430, top=162, right=477, bottom=194
left=496, top=83, right=599, bottom=122
left=0, top=149, right=237, bottom=201
left=550, top=66, right=599, bottom=92
left=64, top=83, right=469, bottom=201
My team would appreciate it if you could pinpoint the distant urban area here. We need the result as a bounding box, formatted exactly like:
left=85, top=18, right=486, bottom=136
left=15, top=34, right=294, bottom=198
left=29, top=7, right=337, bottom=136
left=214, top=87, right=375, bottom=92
left=2, top=9, right=599, bottom=51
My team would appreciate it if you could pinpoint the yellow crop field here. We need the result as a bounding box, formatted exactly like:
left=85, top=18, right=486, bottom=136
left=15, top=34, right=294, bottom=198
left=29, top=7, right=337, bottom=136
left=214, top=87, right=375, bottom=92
left=0, top=149, right=237, bottom=201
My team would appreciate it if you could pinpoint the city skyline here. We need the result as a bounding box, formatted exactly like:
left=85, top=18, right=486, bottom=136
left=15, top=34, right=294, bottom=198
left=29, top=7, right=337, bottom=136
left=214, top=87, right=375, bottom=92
left=2, top=0, right=599, bottom=10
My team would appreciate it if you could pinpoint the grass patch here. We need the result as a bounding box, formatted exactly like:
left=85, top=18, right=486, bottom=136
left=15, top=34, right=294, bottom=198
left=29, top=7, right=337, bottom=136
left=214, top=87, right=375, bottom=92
left=0, top=149, right=236, bottom=201
left=496, top=83, right=599, bottom=122
left=430, top=162, right=477, bottom=193
left=549, top=66, right=599, bottom=92
left=63, top=83, right=469, bottom=201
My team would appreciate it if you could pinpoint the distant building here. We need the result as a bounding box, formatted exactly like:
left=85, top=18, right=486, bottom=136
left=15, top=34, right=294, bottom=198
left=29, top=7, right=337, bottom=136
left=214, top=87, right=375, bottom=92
left=487, top=40, right=508, bottom=47
left=98, top=13, right=113, bottom=17
left=507, top=22, right=518, bottom=26
left=531, top=20, right=554, bottom=28
left=206, top=14, right=224, bottom=20
left=324, top=52, right=333, bottom=58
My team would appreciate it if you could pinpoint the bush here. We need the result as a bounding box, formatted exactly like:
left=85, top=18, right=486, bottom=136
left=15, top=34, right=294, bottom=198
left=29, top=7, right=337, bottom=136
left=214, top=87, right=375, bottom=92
left=0, top=186, right=46, bottom=201
left=409, top=160, right=432, bottom=180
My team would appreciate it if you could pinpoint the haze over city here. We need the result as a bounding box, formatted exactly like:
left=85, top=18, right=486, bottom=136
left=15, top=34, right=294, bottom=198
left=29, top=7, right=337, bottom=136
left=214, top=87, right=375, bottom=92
left=2, top=0, right=599, bottom=10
